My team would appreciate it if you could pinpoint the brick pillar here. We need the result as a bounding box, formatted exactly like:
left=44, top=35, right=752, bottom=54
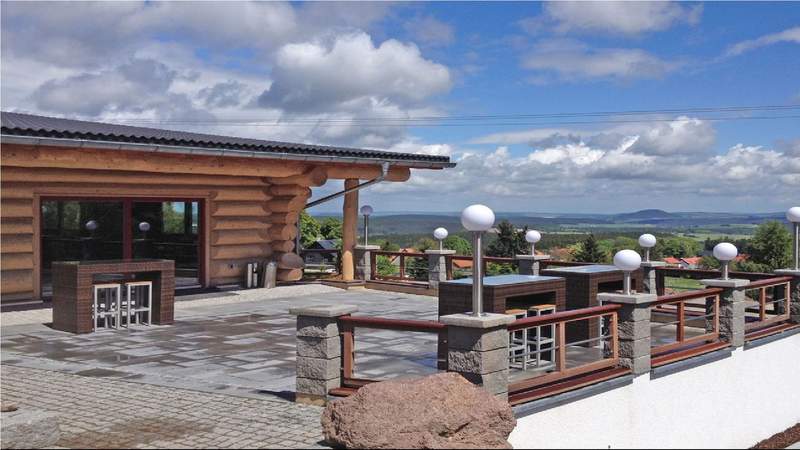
left=640, top=261, right=666, bottom=294
left=700, top=278, right=749, bottom=348
left=439, top=313, right=514, bottom=400
left=290, top=305, right=358, bottom=405
left=515, top=254, right=550, bottom=276
left=775, top=269, right=800, bottom=323
left=354, top=245, right=379, bottom=281
left=426, top=249, right=455, bottom=289
left=598, top=292, right=656, bottom=376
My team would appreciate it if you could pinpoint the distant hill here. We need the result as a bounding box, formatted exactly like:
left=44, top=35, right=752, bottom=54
left=613, top=209, right=675, bottom=221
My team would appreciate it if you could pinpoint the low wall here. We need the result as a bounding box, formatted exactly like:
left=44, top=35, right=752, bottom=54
left=510, top=332, right=800, bottom=448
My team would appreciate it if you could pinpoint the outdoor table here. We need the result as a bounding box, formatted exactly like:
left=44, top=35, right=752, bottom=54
left=52, top=259, right=175, bottom=334
left=540, top=264, right=643, bottom=342
left=438, top=274, right=566, bottom=318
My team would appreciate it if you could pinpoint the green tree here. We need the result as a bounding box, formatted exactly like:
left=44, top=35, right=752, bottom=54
left=378, top=239, right=400, bottom=252
left=656, top=236, right=702, bottom=259
left=573, top=234, right=607, bottom=263
left=746, top=221, right=792, bottom=271
left=487, top=220, right=527, bottom=257
left=319, top=217, right=343, bottom=240
left=443, top=235, right=472, bottom=255
left=598, top=236, right=638, bottom=259
left=407, top=238, right=436, bottom=280
left=299, top=210, right=321, bottom=248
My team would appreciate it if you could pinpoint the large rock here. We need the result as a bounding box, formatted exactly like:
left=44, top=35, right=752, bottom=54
left=1, top=409, right=60, bottom=449
left=321, top=373, right=516, bottom=449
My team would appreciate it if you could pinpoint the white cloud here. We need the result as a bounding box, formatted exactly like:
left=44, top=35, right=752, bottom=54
left=624, top=117, right=716, bottom=156
left=542, top=1, right=702, bottom=36
left=522, top=40, right=680, bottom=81
left=724, top=26, right=800, bottom=57
left=403, top=15, right=455, bottom=47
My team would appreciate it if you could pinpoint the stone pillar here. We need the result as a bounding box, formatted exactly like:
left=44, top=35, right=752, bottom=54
left=640, top=261, right=666, bottom=294
left=774, top=269, right=800, bottom=323
left=700, top=278, right=750, bottom=348
left=598, top=292, right=657, bottom=376
left=290, top=304, right=358, bottom=405
left=440, top=313, right=514, bottom=400
left=426, top=249, right=455, bottom=289
left=341, top=178, right=358, bottom=281
left=354, top=245, right=380, bottom=281
left=515, top=254, right=550, bottom=276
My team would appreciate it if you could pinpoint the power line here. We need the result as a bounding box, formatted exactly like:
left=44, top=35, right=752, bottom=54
left=104, top=104, right=800, bottom=126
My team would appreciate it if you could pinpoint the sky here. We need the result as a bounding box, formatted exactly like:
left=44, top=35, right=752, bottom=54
left=2, top=1, right=799, bottom=214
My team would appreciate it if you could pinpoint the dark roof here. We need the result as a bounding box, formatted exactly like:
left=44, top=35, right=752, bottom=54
left=309, top=239, right=338, bottom=250
left=0, top=111, right=452, bottom=167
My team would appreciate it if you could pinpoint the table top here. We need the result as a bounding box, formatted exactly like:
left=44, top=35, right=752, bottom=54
left=542, top=264, right=621, bottom=274
left=444, top=274, right=564, bottom=286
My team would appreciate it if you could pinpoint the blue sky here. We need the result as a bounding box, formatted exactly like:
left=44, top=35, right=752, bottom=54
left=2, top=1, right=798, bottom=214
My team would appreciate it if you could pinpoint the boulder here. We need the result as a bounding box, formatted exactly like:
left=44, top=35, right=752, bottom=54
left=321, top=372, right=516, bottom=449
left=1, top=409, right=60, bottom=449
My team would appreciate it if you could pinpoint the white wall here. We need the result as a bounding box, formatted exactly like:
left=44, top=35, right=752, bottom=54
left=510, top=333, right=800, bottom=449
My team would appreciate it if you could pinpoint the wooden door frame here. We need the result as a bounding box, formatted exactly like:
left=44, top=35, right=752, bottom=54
left=36, top=194, right=208, bottom=298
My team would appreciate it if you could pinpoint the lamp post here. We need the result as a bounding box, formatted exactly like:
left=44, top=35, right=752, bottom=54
left=613, top=249, right=642, bottom=295
left=787, top=207, right=800, bottom=271
left=433, top=227, right=448, bottom=252
left=713, top=242, right=738, bottom=280
left=461, top=204, right=495, bottom=317
left=525, top=230, right=541, bottom=256
left=638, top=233, right=657, bottom=262
left=360, top=205, right=373, bottom=246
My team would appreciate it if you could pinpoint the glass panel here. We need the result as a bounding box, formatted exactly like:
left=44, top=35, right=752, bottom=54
left=41, top=200, right=124, bottom=294
left=133, top=201, right=199, bottom=287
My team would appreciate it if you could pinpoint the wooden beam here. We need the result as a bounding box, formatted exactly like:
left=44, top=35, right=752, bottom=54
left=341, top=178, right=358, bottom=281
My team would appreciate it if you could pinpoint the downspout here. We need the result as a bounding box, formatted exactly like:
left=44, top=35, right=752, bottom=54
left=296, top=161, right=390, bottom=253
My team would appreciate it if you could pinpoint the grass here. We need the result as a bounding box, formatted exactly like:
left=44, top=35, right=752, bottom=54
left=664, top=276, right=704, bottom=292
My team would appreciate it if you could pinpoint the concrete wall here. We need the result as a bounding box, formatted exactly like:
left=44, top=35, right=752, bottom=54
left=510, top=333, right=800, bottom=449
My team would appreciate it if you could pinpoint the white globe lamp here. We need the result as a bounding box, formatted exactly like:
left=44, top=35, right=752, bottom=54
left=638, top=233, right=657, bottom=262
left=713, top=242, right=738, bottom=280
left=433, top=227, right=449, bottom=251
left=788, top=207, right=800, bottom=270
left=460, top=204, right=496, bottom=317
left=613, top=249, right=642, bottom=294
left=525, top=230, right=542, bottom=256
left=138, top=221, right=151, bottom=232
left=85, top=220, right=98, bottom=232
left=360, top=205, right=373, bottom=246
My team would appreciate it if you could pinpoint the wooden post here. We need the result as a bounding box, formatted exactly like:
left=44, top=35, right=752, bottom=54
left=341, top=178, right=358, bottom=281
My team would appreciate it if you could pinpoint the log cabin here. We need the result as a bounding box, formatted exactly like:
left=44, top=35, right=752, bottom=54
left=0, top=111, right=454, bottom=304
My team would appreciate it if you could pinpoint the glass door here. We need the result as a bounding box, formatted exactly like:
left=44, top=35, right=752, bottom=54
left=132, top=201, right=200, bottom=288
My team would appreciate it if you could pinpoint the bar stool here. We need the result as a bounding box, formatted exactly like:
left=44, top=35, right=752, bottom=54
left=124, top=281, right=152, bottom=327
left=527, top=304, right=556, bottom=370
left=506, top=308, right=528, bottom=370
left=93, top=283, right=121, bottom=331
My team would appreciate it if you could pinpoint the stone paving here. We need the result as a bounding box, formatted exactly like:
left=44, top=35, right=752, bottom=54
left=1, top=365, right=326, bottom=449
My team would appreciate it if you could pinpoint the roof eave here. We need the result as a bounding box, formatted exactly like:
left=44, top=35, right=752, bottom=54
left=0, top=134, right=456, bottom=169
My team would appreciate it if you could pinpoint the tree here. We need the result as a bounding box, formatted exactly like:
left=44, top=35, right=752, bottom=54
left=299, top=210, right=320, bottom=248
left=407, top=238, right=436, bottom=280
left=656, top=236, right=701, bottom=259
left=378, top=239, right=400, bottom=252
left=746, top=221, right=792, bottom=271
left=487, top=220, right=527, bottom=257
left=319, top=217, right=343, bottom=240
left=443, top=235, right=472, bottom=255
left=573, top=234, right=607, bottom=263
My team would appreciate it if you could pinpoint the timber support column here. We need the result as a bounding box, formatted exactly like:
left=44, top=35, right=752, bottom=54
left=341, top=178, right=359, bottom=281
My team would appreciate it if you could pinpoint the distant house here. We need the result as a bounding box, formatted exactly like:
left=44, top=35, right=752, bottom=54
left=304, top=240, right=339, bottom=265
left=664, top=256, right=703, bottom=269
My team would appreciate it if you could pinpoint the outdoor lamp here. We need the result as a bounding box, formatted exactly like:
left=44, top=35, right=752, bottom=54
left=433, top=227, right=448, bottom=251
left=138, top=221, right=151, bottom=233
left=461, top=204, right=495, bottom=317
left=85, top=220, right=98, bottom=232
left=613, top=249, right=642, bottom=295
left=787, top=207, right=800, bottom=270
left=525, top=230, right=542, bottom=256
left=360, top=205, right=373, bottom=246
left=713, top=242, right=738, bottom=280
left=638, top=233, right=657, bottom=262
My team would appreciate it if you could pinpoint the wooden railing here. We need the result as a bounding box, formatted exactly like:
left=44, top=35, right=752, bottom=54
left=654, top=267, right=776, bottom=295
left=369, top=251, right=429, bottom=282
left=336, top=315, right=447, bottom=391
left=743, top=276, right=794, bottom=340
left=506, top=304, right=626, bottom=405
left=650, top=288, right=725, bottom=367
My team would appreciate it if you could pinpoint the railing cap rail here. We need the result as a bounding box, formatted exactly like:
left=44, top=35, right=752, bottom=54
left=339, top=315, right=446, bottom=331
left=745, top=276, right=794, bottom=289
left=653, top=287, right=724, bottom=305
left=508, top=304, right=621, bottom=331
